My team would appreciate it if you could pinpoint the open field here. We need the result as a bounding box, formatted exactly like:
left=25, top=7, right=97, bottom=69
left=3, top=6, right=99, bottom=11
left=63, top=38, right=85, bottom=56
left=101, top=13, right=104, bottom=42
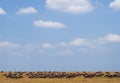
left=0, top=71, right=120, bottom=83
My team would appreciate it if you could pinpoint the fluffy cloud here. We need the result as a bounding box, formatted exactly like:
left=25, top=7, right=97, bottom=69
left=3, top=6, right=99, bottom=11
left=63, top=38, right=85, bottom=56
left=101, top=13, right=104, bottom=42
left=59, top=38, right=87, bottom=47
left=34, top=20, right=66, bottom=29
left=1, top=34, right=120, bottom=56
left=42, top=43, right=54, bottom=48
left=0, top=41, right=20, bottom=48
left=46, top=0, right=94, bottom=14
left=99, top=34, right=120, bottom=42
left=109, top=0, right=120, bottom=11
left=0, top=8, right=6, bottom=15
left=70, top=38, right=86, bottom=46
left=59, top=34, right=120, bottom=47
left=17, top=7, right=38, bottom=15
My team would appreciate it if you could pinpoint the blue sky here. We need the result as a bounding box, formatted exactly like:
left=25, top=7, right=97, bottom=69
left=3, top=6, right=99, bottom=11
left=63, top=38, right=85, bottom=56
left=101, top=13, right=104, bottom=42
left=0, top=0, right=120, bottom=71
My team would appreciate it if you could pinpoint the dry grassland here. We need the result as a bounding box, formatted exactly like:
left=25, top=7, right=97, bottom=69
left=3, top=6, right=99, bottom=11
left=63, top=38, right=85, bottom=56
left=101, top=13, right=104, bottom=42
left=0, top=72, right=120, bottom=83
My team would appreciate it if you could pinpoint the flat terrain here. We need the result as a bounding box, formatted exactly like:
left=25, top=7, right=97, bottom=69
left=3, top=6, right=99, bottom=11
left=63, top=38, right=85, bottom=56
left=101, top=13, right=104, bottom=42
left=0, top=71, right=120, bottom=83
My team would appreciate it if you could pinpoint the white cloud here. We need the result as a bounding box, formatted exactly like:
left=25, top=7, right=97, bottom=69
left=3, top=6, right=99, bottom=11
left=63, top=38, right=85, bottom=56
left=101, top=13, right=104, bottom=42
left=105, top=34, right=120, bottom=42
left=1, top=34, right=120, bottom=56
left=98, top=34, right=120, bottom=42
left=59, top=34, right=120, bottom=48
left=59, top=38, right=87, bottom=47
left=17, top=7, right=38, bottom=15
left=34, top=20, right=66, bottom=29
left=0, top=41, right=20, bottom=48
left=42, top=43, right=54, bottom=48
left=70, top=38, right=86, bottom=46
left=0, top=8, right=6, bottom=15
left=58, top=50, right=73, bottom=55
left=46, top=0, right=94, bottom=14
left=109, top=0, right=120, bottom=11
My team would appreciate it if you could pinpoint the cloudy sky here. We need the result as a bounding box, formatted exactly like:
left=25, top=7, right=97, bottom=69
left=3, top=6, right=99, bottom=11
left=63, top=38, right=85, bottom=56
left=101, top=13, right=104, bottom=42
left=0, top=0, right=120, bottom=71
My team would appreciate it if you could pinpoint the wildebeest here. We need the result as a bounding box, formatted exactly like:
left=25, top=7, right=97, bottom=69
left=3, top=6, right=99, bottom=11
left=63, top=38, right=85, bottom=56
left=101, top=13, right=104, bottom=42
left=94, top=72, right=104, bottom=77
left=2, top=71, right=120, bottom=79
left=3, top=72, right=23, bottom=78
left=83, top=74, right=95, bottom=78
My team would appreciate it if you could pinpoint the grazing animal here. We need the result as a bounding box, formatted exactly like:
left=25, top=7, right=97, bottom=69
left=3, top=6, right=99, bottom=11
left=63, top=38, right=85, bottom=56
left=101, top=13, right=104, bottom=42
left=84, top=74, right=95, bottom=78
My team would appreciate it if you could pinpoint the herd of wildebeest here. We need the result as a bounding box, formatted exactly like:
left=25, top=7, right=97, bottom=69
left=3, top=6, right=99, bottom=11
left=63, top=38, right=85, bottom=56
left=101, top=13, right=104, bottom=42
left=1, top=71, right=120, bottom=79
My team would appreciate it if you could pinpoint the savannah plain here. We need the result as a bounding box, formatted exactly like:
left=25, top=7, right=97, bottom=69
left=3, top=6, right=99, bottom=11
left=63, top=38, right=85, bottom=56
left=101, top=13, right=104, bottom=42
left=0, top=71, right=120, bottom=83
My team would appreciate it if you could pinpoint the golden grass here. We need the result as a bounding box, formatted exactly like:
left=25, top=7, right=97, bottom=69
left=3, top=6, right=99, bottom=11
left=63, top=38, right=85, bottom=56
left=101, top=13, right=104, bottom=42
left=0, top=72, right=120, bottom=83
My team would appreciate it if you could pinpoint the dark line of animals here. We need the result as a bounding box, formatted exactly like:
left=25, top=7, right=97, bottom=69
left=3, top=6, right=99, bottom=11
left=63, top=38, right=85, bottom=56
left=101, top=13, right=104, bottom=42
left=1, top=71, right=120, bottom=79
